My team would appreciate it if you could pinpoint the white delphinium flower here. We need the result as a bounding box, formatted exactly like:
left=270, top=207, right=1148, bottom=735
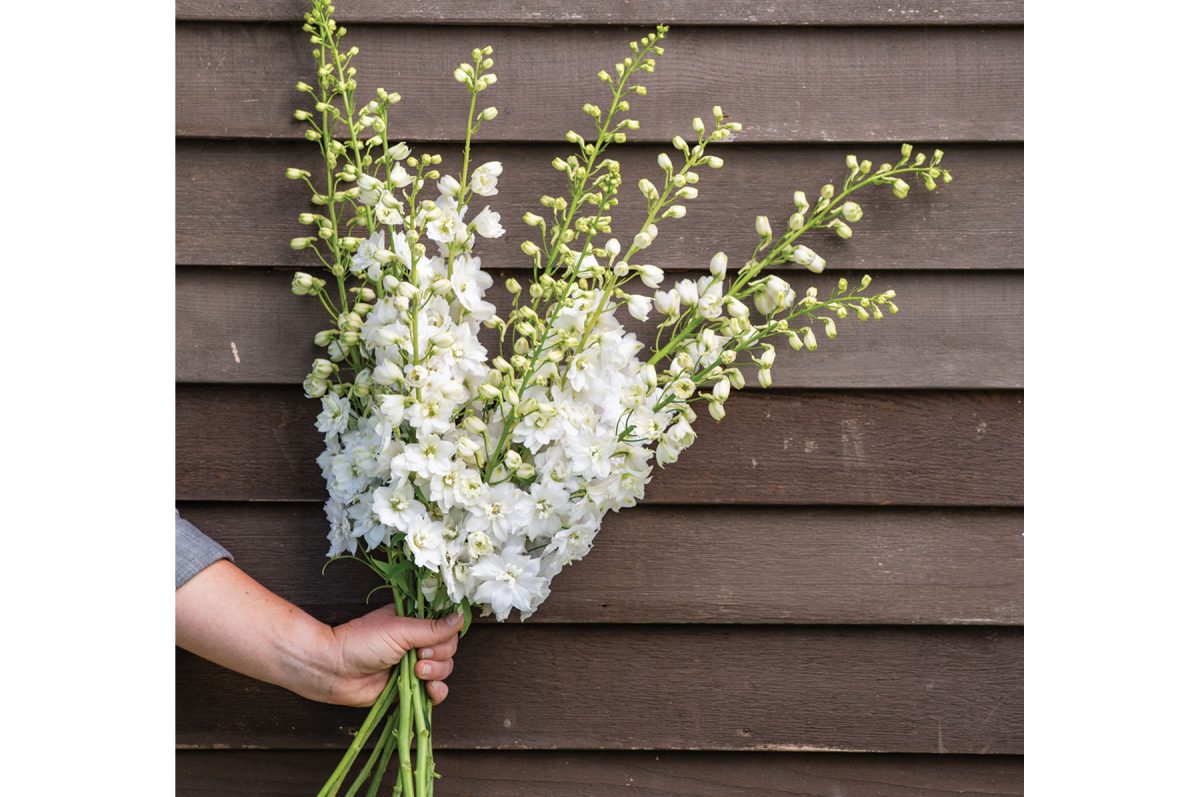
left=389, top=163, right=415, bottom=188
left=426, top=203, right=469, bottom=245
left=695, top=276, right=725, bottom=320
left=626, top=294, right=652, bottom=321
left=470, top=545, right=549, bottom=621
left=403, top=508, right=447, bottom=571
left=471, top=206, right=505, bottom=238
left=469, top=161, right=502, bottom=196
left=351, top=230, right=391, bottom=281
left=653, top=288, right=681, bottom=317
left=449, top=256, right=493, bottom=312
left=372, top=479, right=419, bottom=529
left=348, top=496, right=389, bottom=550
left=324, top=498, right=355, bottom=557
left=316, top=393, right=352, bottom=444
left=466, top=482, right=535, bottom=542
left=401, top=435, right=455, bottom=480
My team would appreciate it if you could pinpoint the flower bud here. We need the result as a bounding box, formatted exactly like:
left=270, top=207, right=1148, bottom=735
left=505, top=277, right=521, bottom=294
left=832, top=220, right=853, bottom=239
left=708, top=401, right=726, bottom=421
left=463, top=415, right=488, bottom=435
left=291, top=272, right=315, bottom=294
left=846, top=154, right=859, bottom=170
left=841, top=201, right=863, bottom=223
left=788, top=212, right=805, bottom=231
left=709, top=252, right=727, bottom=279
left=479, top=383, right=502, bottom=400
left=822, top=318, right=838, bottom=339
left=860, top=274, right=873, bottom=290
left=891, top=178, right=910, bottom=199
left=672, top=135, right=687, bottom=151
left=314, top=329, right=335, bottom=347
left=303, top=375, right=328, bottom=398
left=707, top=156, right=724, bottom=168
left=481, top=106, right=499, bottom=120
left=521, top=240, right=540, bottom=256
left=664, top=205, right=686, bottom=219
left=456, top=437, right=481, bottom=460
left=290, top=236, right=315, bottom=251
left=900, top=143, right=913, bottom=159
left=657, top=152, right=672, bottom=172
left=755, top=216, right=771, bottom=238
left=712, top=378, right=731, bottom=402
left=311, top=358, right=335, bottom=379
left=757, top=368, right=772, bottom=388
left=285, top=167, right=310, bottom=180
left=515, top=462, right=536, bottom=480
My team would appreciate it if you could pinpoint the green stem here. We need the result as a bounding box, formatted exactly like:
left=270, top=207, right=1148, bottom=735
left=397, top=650, right=416, bottom=797
left=362, top=721, right=396, bottom=797
left=412, top=653, right=432, bottom=796
left=316, top=669, right=400, bottom=797
left=344, top=704, right=400, bottom=797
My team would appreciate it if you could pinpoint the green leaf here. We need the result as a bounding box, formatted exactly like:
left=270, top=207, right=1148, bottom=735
left=458, top=599, right=473, bottom=638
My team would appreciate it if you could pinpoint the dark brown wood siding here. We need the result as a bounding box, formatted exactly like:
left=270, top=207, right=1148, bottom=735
left=175, top=3, right=1023, bottom=793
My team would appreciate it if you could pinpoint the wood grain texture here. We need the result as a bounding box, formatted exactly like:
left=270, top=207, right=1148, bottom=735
left=176, top=25, right=1023, bottom=141
left=176, top=141, right=1023, bottom=270
left=177, top=625, right=1021, bottom=751
left=176, top=749, right=1024, bottom=796
left=176, top=0, right=1025, bottom=26
left=175, top=386, right=1023, bottom=505
left=177, top=267, right=1024, bottom=388
left=177, top=502, right=1023, bottom=625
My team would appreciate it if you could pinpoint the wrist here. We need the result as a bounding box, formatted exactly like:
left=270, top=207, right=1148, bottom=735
left=273, top=612, right=344, bottom=704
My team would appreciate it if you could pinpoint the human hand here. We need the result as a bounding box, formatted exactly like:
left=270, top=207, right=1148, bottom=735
left=175, top=559, right=464, bottom=709
left=321, top=607, right=463, bottom=707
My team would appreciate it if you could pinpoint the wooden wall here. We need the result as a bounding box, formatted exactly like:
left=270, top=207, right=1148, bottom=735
left=175, top=2, right=1023, bottom=793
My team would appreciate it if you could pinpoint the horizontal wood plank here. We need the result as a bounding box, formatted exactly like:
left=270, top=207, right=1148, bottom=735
left=176, top=1, right=1025, bottom=26
left=177, top=625, right=1022, bottom=752
left=176, top=25, right=1023, bottom=141
left=176, top=141, right=1023, bottom=270
left=176, top=749, right=1024, bottom=796
left=177, top=268, right=1024, bottom=388
left=177, top=502, right=1023, bottom=625
left=175, top=386, right=1022, bottom=505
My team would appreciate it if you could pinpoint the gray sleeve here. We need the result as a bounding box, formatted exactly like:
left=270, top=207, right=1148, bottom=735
left=176, top=510, right=233, bottom=589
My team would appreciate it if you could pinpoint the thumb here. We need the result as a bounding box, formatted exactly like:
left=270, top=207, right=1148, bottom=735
left=390, top=612, right=463, bottom=652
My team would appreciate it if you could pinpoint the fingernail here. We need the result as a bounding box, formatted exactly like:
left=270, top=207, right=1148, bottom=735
left=421, top=663, right=433, bottom=676
left=420, top=648, right=434, bottom=659
left=444, top=612, right=463, bottom=627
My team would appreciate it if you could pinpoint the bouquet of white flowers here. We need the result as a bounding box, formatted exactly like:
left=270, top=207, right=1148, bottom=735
left=286, top=2, right=952, bottom=793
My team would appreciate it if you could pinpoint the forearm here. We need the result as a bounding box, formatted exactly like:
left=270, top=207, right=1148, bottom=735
left=175, top=560, right=339, bottom=702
